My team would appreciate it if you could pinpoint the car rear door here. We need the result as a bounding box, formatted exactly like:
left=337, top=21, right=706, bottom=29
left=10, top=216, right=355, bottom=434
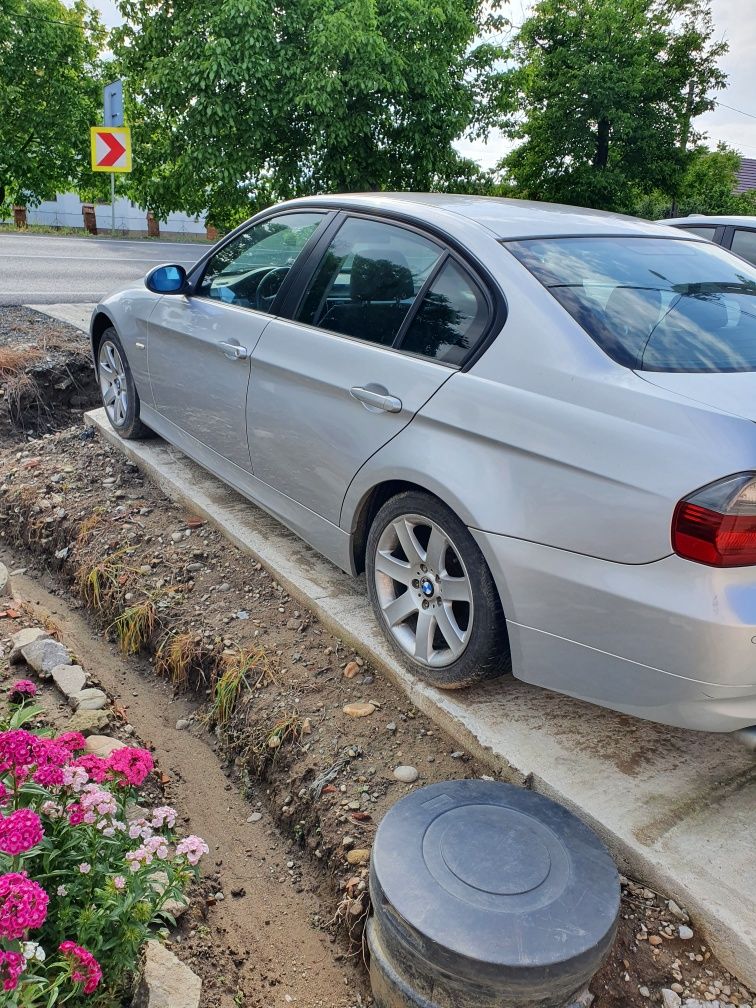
left=146, top=210, right=328, bottom=470
left=246, top=214, right=461, bottom=524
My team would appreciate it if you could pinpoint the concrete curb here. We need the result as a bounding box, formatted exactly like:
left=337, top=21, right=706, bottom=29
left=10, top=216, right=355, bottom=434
left=84, top=407, right=756, bottom=989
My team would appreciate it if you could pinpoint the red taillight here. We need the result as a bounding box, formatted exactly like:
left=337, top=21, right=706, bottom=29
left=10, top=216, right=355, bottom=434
left=673, top=473, right=756, bottom=567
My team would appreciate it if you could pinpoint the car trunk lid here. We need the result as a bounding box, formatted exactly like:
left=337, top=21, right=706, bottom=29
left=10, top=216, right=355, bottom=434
left=637, top=371, right=756, bottom=422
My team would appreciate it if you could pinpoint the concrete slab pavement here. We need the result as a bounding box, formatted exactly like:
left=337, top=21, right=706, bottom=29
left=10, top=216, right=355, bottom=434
left=26, top=303, right=95, bottom=332
left=84, top=406, right=756, bottom=988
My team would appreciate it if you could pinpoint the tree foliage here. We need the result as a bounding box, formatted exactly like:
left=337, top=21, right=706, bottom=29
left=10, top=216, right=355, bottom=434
left=501, top=0, right=727, bottom=213
left=112, top=0, right=508, bottom=226
left=634, top=143, right=756, bottom=219
left=0, top=0, right=105, bottom=209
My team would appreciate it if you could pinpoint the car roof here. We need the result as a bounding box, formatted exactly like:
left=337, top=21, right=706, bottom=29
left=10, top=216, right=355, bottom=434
left=662, top=214, right=756, bottom=227
left=281, top=192, right=686, bottom=240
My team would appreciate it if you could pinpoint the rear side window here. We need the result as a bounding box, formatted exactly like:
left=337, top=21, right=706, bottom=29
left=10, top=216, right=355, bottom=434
left=731, top=229, right=756, bottom=267
left=399, top=259, right=489, bottom=365
left=507, top=236, right=756, bottom=373
left=297, top=217, right=442, bottom=346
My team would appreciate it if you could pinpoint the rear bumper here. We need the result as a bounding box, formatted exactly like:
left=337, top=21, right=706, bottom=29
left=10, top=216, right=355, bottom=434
left=472, top=530, right=756, bottom=733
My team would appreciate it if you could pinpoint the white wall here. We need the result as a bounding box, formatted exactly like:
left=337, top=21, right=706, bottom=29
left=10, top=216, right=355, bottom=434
left=5, top=192, right=206, bottom=235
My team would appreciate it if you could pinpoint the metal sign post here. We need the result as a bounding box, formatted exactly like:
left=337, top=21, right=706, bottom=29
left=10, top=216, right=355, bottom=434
left=103, top=81, right=125, bottom=236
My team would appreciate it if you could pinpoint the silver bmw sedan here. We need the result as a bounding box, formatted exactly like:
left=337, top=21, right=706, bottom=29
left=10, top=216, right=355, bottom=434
left=90, top=193, right=756, bottom=735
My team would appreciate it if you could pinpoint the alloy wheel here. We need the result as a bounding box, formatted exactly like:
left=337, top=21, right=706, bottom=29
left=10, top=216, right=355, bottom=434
left=373, top=513, right=474, bottom=668
left=98, top=339, right=129, bottom=427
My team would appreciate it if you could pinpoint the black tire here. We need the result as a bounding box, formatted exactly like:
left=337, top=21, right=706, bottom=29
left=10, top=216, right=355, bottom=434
left=366, top=490, right=511, bottom=689
left=95, top=327, right=152, bottom=440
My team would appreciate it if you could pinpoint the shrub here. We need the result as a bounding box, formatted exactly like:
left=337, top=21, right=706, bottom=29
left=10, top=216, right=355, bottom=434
left=0, top=691, right=207, bottom=1004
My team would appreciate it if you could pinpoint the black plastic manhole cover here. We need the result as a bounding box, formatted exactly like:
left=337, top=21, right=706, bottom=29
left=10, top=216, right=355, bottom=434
left=368, top=780, right=619, bottom=1008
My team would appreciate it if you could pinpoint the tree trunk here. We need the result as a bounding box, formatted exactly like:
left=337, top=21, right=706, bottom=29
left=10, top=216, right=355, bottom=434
left=593, top=116, right=610, bottom=169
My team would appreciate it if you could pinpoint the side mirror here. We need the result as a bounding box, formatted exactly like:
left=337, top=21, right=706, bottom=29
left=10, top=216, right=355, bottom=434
left=145, top=264, right=190, bottom=295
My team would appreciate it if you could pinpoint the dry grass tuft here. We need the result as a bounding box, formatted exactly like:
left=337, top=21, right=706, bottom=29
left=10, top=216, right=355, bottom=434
left=156, top=632, right=216, bottom=689
left=0, top=346, right=42, bottom=377
left=108, top=599, right=158, bottom=655
left=209, top=648, right=270, bottom=727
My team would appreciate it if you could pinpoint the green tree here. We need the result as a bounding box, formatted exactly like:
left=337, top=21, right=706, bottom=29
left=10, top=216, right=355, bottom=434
left=501, top=0, right=727, bottom=213
left=634, top=143, right=756, bottom=219
left=0, top=0, right=106, bottom=209
left=112, top=0, right=508, bottom=228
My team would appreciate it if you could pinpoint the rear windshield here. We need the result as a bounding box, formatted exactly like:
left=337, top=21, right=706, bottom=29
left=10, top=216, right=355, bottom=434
left=506, top=236, right=756, bottom=372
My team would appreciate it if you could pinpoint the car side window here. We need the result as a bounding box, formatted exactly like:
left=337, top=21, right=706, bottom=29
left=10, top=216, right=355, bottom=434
left=198, top=212, right=325, bottom=312
left=399, top=259, right=489, bottom=365
left=675, top=225, right=717, bottom=240
left=296, top=217, right=442, bottom=346
left=731, top=229, right=756, bottom=267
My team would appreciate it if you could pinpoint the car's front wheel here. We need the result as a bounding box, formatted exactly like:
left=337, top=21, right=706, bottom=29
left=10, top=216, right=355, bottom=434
left=366, top=491, right=510, bottom=689
left=97, top=327, right=151, bottom=440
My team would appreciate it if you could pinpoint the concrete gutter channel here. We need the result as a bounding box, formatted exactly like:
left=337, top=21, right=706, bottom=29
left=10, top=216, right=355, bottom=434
left=79, top=407, right=756, bottom=990
left=26, top=302, right=756, bottom=989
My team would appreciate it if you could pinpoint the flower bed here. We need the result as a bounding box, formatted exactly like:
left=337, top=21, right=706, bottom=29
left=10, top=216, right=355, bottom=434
left=0, top=683, right=207, bottom=1004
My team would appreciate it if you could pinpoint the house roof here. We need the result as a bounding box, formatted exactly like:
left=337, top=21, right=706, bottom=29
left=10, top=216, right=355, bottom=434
left=736, top=158, right=756, bottom=193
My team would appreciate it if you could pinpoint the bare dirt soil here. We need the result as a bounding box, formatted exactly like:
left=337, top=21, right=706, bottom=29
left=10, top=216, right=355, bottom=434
left=0, top=307, right=98, bottom=442
left=0, top=316, right=753, bottom=1008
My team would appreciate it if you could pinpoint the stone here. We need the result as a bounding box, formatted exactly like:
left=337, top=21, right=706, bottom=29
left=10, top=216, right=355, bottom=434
left=386, top=722, right=397, bottom=733
left=85, top=735, right=126, bottom=758
left=20, top=638, right=71, bottom=678
left=247, top=812, right=263, bottom=823
left=393, top=765, right=419, bottom=784
left=667, top=899, right=689, bottom=922
left=0, top=562, right=9, bottom=596
left=346, top=849, right=370, bottom=866
left=679, top=924, right=694, bottom=940
left=343, top=661, right=360, bottom=679
left=132, top=940, right=201, bottom=1008
left=69, top=687, right=108, bottom=711
left=662, top=991, right=682, bottom=1008
left=639, top=989, right=650, bottom=1000
left=68, top=709, right=110, bottom=734
left=149, top=871, right=190, bottom=921
left=52, top=664, right=87, bottom=697
left=9, top=627, right=50, bottom=664
left=343, top=702, right=376, bottom=718
left=648, top=935, right=663, bottom=946
left=175, top=719, right=191, bottom=730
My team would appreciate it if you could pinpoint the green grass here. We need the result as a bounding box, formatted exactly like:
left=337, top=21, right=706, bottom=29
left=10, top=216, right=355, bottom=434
left=0, top=222, right=212, bottom=243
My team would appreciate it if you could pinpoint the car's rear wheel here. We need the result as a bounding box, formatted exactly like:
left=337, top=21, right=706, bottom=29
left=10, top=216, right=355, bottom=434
left=366, top=491, right=510, bottom=689
left=97, top=327, right=151, bottom=440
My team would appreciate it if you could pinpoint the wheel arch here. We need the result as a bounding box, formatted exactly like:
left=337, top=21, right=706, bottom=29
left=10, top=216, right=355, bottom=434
left=90, top=311, right=115, bottom=367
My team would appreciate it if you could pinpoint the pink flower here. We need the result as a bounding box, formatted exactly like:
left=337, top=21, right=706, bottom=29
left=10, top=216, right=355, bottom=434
left=79, top=784, right=117, bottom=819
left=175, top=835, right=209, bottom=866
left=72, top=754, right=110, bottom=784
left=32, top=738, right=72, bottom=787
left=59, top=941, right=102, bottom=995
left=9, top=680, right=36, bottom=701
left=56, top=731, right=87, bottom=753
left=67, top=803, right=85, bottom=826
left=0, top=872, right=49, bottom=940
left=62, top=765, right=89, bottom=792
left=78, top=863, right=91, bottom=875
left=0, top=950, right=25, bottom=991
left=113, top=875, right=126, bottom=890
left=0, top=809, right=44, bottom=856
left=0, top=730, right=36, bottom=774
left=145, top=835, right=169, bottom=860
left=0, top=783, right=7, bottom=806
left=108, top=746, right=154, bottom=787
left=151, top=806, right=177, bottom=829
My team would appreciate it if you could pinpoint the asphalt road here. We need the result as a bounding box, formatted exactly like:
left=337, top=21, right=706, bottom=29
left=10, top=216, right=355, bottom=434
left=0, top=232, right=208, bottom=306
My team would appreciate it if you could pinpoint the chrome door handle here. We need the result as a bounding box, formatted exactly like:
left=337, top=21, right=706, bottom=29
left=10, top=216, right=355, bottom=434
left=350, top=386, right=403, bottom=413
left=218, top=341, right=249, bottom=360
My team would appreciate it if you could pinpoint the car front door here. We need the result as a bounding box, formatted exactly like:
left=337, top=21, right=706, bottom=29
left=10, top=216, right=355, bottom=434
left=146, top=211, right=328, bottom=470
left=246, top=215, right=463, bottom=524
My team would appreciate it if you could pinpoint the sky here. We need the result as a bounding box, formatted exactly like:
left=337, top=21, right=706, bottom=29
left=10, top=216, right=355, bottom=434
left=89, top=0, right=756, bottom=171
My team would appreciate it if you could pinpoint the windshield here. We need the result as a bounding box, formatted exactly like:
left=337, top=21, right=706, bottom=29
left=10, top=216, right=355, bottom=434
left=506, top=236, right=756, bottom=372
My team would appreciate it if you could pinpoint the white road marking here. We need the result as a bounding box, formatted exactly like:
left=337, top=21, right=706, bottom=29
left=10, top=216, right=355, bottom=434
left=0, top=234, right=207, bottom=249
left=0, top=254, right=196, bottom=262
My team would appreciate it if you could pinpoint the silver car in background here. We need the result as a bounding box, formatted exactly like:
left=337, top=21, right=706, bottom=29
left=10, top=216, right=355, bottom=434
left=91, top=194, right=756, bottom=735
